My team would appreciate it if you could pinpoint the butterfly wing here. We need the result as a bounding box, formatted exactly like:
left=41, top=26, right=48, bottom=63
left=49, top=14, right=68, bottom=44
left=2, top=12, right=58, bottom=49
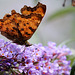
left=21, top=2, right=46, bottom=17
left=19, top=2, right=46, bottom=40
left=0, top=14, right=21, bottom=41
left=17, top=13, right=43, bottom=41
left=0, top=2, right=46, bottom=45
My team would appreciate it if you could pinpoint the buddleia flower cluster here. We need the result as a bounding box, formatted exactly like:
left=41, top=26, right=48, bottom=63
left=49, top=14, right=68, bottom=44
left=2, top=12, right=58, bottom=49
left=0, top=39, right=71, bottom=75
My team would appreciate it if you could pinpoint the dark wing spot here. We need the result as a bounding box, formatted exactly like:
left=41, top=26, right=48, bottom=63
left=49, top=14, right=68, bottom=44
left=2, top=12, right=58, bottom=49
left=13, top=27, right=15, bottom=29
left=25, top=32, right=30, bottom=35
left=6, top=28, right=8, bottom=31
left=0, top=19, right=3, bottom=22
left=6, top=15, right=11, bottom=17
left=11, top=30, right=14, bottom=32
left=13, top=27, right=17, bottom=30
left=0, top=26, right=2, bottom=29
left=27, top=23, right=29, bottom=25
left=17, top=23, right=19, bottom=26
left=29, top=27, right=35, bottom=32
left=21, top=28, right=24, bottom=31
left=24, top=24, right=26, bottom=26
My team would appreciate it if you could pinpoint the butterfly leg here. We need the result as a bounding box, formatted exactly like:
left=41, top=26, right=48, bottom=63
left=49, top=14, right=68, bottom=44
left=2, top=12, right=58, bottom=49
left=24, top=41, right=32, bottom=47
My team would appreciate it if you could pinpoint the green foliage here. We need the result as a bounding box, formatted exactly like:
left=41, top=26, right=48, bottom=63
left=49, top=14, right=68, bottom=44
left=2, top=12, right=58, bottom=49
left=70, top=61, right=75, bottom=75
left=47, top=7, right=75, bottom=21
left=67, top=55, right=75, bottom=66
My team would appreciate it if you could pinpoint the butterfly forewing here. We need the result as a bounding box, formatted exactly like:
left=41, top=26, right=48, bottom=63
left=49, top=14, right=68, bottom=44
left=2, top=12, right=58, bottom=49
left=0, top=2, right=46, bottom=45
left=21, top=2, right=46, bottom=17
left=17, top=13, right=42, bottom=40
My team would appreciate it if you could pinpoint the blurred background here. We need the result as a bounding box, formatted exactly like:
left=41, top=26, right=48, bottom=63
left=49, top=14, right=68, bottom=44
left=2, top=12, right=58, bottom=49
left=0, top=0, right=75, bottom=50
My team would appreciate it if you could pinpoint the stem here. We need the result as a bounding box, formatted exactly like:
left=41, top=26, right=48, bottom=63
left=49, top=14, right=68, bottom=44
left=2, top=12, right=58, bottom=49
left=58, top=39, right=75, bottom=47
left=63, top=0, right=66, bottom=7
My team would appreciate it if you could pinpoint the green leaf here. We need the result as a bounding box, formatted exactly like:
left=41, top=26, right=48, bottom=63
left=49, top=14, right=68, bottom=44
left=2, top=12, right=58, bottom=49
left=47, top=7, right=75, bottom=21
left=67, top=55, right=75, bottom=66
left=70, top=61, right=75, bottom=75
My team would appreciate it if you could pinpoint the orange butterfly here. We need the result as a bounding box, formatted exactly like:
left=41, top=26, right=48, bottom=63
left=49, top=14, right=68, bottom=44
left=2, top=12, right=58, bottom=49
left=0, top=2, right=46, bottom=46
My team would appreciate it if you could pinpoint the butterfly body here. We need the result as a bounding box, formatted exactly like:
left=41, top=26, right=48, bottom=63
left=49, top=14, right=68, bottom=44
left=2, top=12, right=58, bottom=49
left=0, top=2, right=46, bottom=46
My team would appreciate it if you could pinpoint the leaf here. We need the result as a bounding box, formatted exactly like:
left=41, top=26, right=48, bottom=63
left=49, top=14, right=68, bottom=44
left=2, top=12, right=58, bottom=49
left=47, top=7, right=75, bottom=21
left=70, top=61, right=75, bottom=75
left=67, top=55, right=75, bottom=66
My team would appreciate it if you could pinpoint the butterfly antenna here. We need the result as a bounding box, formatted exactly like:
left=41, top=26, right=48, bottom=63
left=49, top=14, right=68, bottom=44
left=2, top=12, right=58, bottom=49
left=63, top=0, right=66, bottom=7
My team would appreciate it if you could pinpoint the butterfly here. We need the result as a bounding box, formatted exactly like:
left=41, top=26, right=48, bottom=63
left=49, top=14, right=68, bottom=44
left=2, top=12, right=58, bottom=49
left=72, top=0, right=75, bottom=6
left=0, top=2, right=46, bottom=46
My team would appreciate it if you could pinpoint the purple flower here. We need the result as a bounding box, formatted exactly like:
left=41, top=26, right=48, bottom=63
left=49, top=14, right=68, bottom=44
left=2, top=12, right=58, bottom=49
left=0, top=39, right=71, bottom=75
